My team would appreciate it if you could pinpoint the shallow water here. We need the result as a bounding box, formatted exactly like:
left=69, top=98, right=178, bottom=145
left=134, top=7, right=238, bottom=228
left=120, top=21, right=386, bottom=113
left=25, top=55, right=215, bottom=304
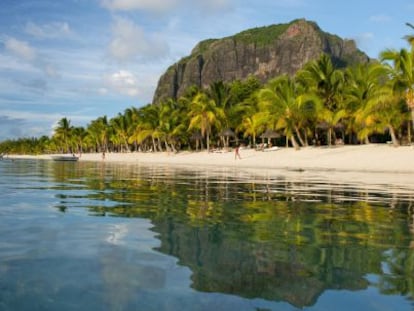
left=1, top=159, right=414, bottom=310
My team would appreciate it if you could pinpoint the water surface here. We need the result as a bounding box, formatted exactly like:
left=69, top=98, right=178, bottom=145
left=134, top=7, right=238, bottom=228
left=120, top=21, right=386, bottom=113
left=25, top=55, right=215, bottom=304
left=1, top=159, right=414, bottom=310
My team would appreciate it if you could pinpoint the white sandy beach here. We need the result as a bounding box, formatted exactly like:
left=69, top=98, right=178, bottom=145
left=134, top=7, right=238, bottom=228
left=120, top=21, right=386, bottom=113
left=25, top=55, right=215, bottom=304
left=86, top=144, right=413, bottom=173
left=7, top=144, right=414, bottom=192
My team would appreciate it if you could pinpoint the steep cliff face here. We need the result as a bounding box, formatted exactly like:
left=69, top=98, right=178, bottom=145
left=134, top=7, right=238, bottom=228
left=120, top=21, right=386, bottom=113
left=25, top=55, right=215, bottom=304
left=153, top=19, right=369, bottom=104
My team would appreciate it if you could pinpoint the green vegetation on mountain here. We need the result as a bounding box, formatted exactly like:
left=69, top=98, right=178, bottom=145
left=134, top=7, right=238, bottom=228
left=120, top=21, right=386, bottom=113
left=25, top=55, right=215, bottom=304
left=153, top=19, right=369, bottom=104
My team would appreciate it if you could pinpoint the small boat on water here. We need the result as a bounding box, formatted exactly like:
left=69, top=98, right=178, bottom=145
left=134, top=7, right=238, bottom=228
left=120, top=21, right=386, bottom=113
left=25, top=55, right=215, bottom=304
left=52, top=155, right=79, bottom=162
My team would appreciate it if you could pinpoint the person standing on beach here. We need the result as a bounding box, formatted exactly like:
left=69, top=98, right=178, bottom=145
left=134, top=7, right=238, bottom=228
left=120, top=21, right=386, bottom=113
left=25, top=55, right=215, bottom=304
left=235, top=145, right=241, bottom=160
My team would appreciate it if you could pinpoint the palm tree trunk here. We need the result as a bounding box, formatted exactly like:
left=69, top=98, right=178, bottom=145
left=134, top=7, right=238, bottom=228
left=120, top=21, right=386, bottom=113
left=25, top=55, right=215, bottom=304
left=290, top=135, right=300, bottom=150
left=171, top=142, right=177, bottom=153
left=294, top=126, right=306, bottom=147
left=410, top=109, right=414, bottom=144
left=206, top=132, right=210, bottom=152
left=327, top=128, right=332, bottom=147
left=388, top=125, right=400, bottom=147
left=123, top=137, right=130, bottom=152
left=151, top=137, right=157, bottom=152
left=164, top=140, right=170, bottom=152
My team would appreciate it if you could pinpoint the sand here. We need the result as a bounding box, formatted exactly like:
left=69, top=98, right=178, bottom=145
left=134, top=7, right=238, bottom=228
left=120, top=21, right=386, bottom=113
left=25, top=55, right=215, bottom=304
left=6, top=144, right=414, bottom=193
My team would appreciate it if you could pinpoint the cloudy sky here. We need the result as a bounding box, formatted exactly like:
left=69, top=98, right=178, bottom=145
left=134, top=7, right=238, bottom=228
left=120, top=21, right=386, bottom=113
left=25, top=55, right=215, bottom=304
left=0, top=0, right=413, bottom=140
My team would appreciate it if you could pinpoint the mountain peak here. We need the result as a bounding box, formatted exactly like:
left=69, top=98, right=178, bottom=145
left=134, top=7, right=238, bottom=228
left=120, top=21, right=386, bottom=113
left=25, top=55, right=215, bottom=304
left=153, top=19, right=369, bottom=104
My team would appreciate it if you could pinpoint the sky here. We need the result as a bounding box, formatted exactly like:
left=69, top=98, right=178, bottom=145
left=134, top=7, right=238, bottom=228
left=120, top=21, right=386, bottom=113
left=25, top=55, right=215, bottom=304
left=0, top=0, right=414, bottom=140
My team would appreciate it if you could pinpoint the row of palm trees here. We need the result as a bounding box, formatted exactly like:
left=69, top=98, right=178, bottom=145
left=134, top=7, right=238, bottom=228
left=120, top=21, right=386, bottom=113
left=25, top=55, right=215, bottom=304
left=1, top=29, right=414, bottom=155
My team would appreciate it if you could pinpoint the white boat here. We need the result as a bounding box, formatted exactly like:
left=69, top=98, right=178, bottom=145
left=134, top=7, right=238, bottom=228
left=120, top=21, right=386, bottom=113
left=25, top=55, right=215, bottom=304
left=52, top=155, right=79, bottom=162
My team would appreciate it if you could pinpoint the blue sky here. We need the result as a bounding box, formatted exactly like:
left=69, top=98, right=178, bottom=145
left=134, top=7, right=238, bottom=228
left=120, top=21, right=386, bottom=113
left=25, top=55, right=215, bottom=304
left=0, top=0, right=413, bottom=140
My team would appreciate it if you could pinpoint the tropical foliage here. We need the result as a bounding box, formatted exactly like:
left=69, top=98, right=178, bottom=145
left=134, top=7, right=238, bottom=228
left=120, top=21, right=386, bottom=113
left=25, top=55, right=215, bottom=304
left=2, top=27, right=414, bottom=155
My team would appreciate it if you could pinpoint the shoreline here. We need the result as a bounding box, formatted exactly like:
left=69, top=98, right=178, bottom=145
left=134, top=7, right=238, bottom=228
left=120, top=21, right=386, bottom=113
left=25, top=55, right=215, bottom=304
left=7, top=143, right=414, bottom=173
left=5, top=144, right=414, bottom=192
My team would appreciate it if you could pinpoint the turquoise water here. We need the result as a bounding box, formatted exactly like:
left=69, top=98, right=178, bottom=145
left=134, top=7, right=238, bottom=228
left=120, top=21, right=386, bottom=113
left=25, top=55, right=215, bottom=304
left=1, top=159, right=414, bottom=311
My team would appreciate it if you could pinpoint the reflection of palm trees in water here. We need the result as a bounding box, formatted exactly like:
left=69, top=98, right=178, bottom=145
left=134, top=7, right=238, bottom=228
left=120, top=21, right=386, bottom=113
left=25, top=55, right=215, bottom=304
left=152, top=197, right=414, bottom=307
left=408, top=202, right=414, bottom=248
left=46, top=162, right=414, bottom=308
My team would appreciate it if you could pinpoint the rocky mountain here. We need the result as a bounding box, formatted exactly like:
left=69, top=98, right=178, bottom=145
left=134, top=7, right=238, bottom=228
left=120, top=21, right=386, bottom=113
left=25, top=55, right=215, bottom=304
left=153, top=19, right=370, bottom=104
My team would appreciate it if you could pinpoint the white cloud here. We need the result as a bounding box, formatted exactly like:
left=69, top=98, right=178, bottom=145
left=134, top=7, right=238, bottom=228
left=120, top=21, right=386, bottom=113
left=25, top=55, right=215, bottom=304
left=4, top=37, right=37, bottom=61
left=108, top=17, right=169, bottom=62
left=104, top=70, right=140, bottom=97
left=24, top=21, right=73, bottom=39
left=102, top=0, right=177, bottom=12
left=369, top=14, right=391, bottom=23
left=3, top=36, right=61, bottom=79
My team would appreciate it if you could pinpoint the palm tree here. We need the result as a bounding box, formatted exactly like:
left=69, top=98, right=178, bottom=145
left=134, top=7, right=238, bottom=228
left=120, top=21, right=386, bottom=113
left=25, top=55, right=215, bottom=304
left=164, top=98, right=190, bottom=152
left=404, top=22, right=414, bottom=48
left=297, top=54, right=345, bottom=146
left=110, top=113, right=130, bottom=152
left=298, top=54, right=344, bottom=110
left=155, top=99, right=181, bottom=152
left=129, top=104, right=160, bottom=152
left=237, top=114, right=263, bottom=147
left=232, top=90, right=261, bottom=146
left=71, top=126, right=87, bottom=155
left=206, top=81, right=234, bottom=147
left=87, top=116, right=109, bottom=152
left=354, top=82, right=405, bottom=146
left=381, top=48, right=414, bottom=143
left=316, top=109, right=347, bottom=146
left=382, top=22, right=414, bottom=138
left=344, top=62, right=391, bottom=144
left=53, top=117, right=73, bottom=153
left=188, top=92, right=225, bottom=151
left=124, top=107, right=140, bottom=151
left=258, top=76, right=321, bottom=149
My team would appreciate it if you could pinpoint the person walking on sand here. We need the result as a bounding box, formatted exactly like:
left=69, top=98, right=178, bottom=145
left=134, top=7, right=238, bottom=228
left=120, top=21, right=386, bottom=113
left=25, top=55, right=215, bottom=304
left=235, top=145, right=241, bottom=160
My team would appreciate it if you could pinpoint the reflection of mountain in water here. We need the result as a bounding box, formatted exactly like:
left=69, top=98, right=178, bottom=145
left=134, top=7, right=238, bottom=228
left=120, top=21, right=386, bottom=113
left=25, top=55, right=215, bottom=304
left=153, top=218, right=385, bottom=308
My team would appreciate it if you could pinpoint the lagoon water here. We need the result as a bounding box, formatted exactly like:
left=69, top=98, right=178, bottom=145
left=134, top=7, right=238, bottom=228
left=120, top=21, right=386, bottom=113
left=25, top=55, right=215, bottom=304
left=1, top=159, right=414, bottom=311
